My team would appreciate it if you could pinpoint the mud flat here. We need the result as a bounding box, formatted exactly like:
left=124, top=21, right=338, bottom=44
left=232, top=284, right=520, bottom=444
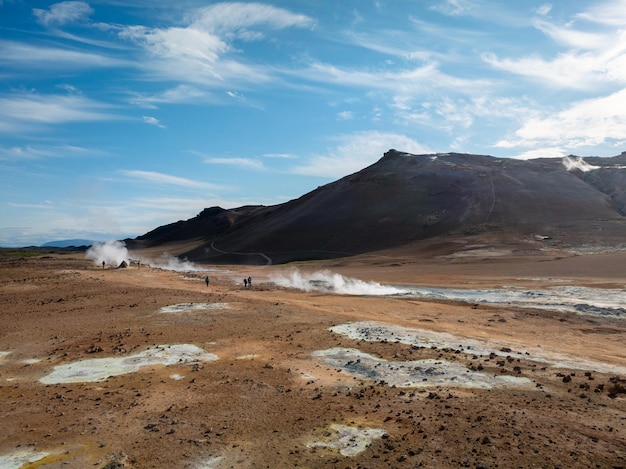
left=0, top=252, right=625, bottom=468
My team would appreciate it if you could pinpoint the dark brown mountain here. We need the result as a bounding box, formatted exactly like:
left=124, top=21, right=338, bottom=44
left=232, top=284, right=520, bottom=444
left=125, top=150, right=626, bottom=264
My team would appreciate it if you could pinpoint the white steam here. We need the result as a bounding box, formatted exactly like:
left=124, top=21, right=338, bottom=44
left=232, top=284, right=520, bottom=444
left=86, top=240, right=129, bottom=267
left=85, top=240, right=210, bottom=272
left=562, top=156, right=599, bottom=172
left=146, top=253, right=209, bottom=272
left=562, top=156, right=626, bottom=172
left=271, top=269, right=408, bottom=296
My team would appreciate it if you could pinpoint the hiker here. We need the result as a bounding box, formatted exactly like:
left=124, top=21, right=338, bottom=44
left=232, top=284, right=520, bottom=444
left=205, top=276, right=210, bottom=287
left=244, top=278, right=248, bottom=288
left=102, top=260, right=105, bottom=269
left=247, top=276, right=252, bottom=288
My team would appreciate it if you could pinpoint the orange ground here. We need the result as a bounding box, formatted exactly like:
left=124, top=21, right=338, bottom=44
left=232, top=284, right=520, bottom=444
left=0, top=250, right=624, bottom=468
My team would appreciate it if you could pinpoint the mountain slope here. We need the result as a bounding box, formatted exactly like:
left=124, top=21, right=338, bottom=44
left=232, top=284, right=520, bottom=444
left=125, top=150, right=626, bottom=264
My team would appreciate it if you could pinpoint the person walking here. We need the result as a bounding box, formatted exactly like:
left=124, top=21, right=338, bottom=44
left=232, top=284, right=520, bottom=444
left=247, top=276, right=252, bottom=288
left=205, top=276, right=210, bottom=287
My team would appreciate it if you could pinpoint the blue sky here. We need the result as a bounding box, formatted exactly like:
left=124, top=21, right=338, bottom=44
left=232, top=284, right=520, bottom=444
left=2, top=0, right=626, bottom=246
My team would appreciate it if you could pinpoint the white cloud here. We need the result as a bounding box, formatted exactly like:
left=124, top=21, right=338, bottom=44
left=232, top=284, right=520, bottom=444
left=0, top=40, right=126, bottom=69
left=0, top=92, right=120, bottom=133
left=290, top=131, right=431, bottom=178
left=122, top=25, right=227, bottom=66
left=7, top=201, right=55, bottom=209
left=482, top=11, right=626, bottom=91
left=118, top=25, right=236, bottom=85
left=343, top=29, right=431, bottom=60
left=119, top=3, right=314, bottom=87
left=129, top=85, right=210, bottom=109
left=189, top=2, right=315, bottom=36
left=337, top=111, right=354, bottom=121
left=575, top=0, right=626, bottom=26
left=305, top=61, right=489, bottom=95
left=263, top=153, right=298, bottom=159
left=390, top=93, right=537, bottom=141
left=532, top=19, right=612, bottom=50
left=495, top=88, right=626, bottom=149
left=298, top=61, right=500, bottom=134
left=205, top=157, right=265, bottom=171
left=510, top=148, right=565, bottom=160
left=119, top=170, right=224, bottom=190
left=226, top=90, right=245, bottom=100
left=482, top=51, right=616, bottom=90
left=430, top=0, right=476, bottom=16
left=0, top=144, right=96, bottom=161
left=33, top=1, right=93, bottom=27
left=533, top=4, right=552, bottom=16
left=142, top=115, right=165, bottom=128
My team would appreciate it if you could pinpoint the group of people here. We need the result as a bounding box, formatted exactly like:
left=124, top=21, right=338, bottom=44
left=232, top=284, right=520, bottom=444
left=203, top=275, right=253, bottom=288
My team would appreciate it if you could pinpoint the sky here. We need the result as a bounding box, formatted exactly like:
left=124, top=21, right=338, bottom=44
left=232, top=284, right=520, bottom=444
left=2, top=0, right=626, bottom=246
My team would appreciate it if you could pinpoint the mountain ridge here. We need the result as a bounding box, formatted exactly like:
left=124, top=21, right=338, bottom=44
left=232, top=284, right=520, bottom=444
left=125, top=150, right=626, bottom=264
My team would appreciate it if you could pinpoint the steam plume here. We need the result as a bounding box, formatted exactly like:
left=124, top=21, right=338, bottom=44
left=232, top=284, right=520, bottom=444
left=86, top=240, right=129, bottom=266
left=145, top=253, right=209, bottom=272
left=85, top=240, right=211, bottom=272
left=271, top=269, right=408, bottom=296
left=562, top=156, right=599, bottom=172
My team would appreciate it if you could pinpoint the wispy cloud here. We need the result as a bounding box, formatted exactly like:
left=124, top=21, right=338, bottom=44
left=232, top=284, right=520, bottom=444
left=290, top=131, right=431, bottom=178
left=303, top=61, right=490, bottom=95
left=7, top=201, right=55, bottom=209
left=205, top=157, right=265, bottom=171
left=225, top=90, right=262, bottom=108
left=297, top=61, right=499, bottom=135
left=429, top=0, right=530, bottom=26
left=0, top=144, right=99, bottom=161
left=482, top=50, right=617, bottom=91
left=482, top=9, right=626, bottom=91
left=0, top=91, right=121, bottom=133
left=129, top=85, right=211, bottom=109
left=0, top=40, right=127, bottom=69
left=118, top=2, right=315, bottom=87
left=532, top=19, right=611, bottom=50
left=495, top=88, right=626, bottom=150
left=575, top=0, right=626, bottom=26
left=188, top=2, right=314, bottom=35
left=119, top=170, right=224, bottom=190
left=533, top=4, right=552, bottom=16
left=263, top=152, right=298, bottom=159
left=430, top=0, right=478, bottom=17
left=337, top=111, right=354, bottom=121
left=33, top=1, right=93, bottom=27
left=511, top=148, right=566, bottom=160
left=142, top=115, right=165, bottom=128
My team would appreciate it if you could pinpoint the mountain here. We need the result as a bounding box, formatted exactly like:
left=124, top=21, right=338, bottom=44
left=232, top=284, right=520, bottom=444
left=41, top=239, right=95, bottom=248
left=125, top=150, right=626, bottom=264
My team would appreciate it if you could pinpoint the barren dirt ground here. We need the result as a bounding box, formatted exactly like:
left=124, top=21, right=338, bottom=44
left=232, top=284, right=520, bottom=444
left=0, top=251, right=625, bottom=468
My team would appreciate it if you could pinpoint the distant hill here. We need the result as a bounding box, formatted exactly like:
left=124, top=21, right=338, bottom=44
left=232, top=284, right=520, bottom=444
left=41, top=239, right=95, bottom=248
left=125, top=150, right=626, bottom=264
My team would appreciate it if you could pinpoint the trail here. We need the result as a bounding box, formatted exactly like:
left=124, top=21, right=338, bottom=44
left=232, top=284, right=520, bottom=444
left=485, top=172, right=496, bottom=224
left=210, top=240, right=272, bottom=265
